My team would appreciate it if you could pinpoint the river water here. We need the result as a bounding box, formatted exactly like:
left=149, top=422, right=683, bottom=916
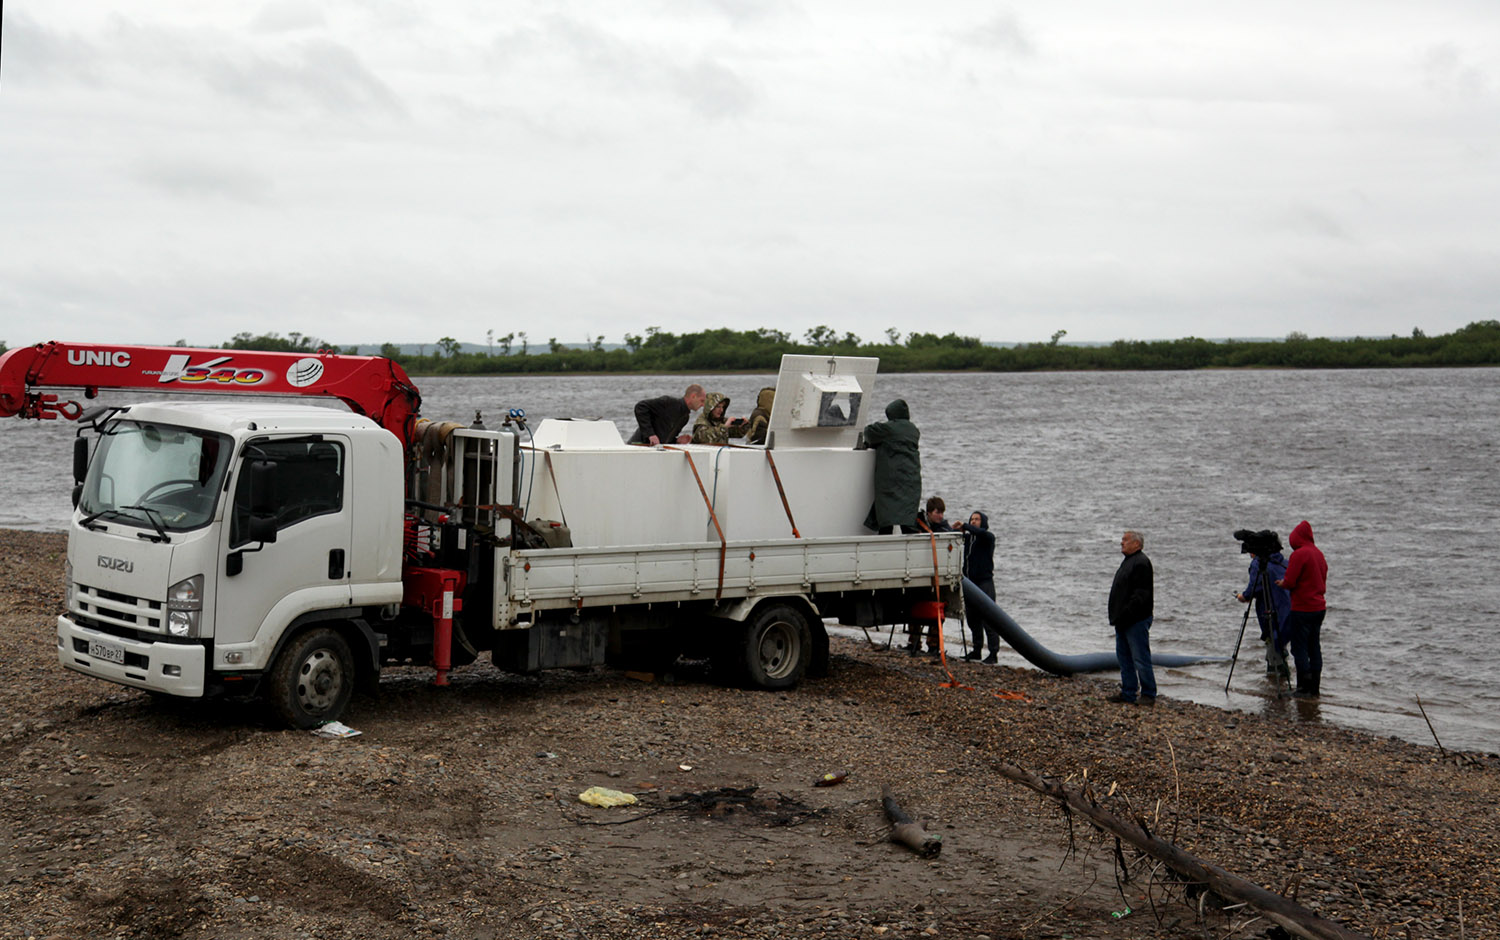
left=3, top=368, right=1496, bottom=753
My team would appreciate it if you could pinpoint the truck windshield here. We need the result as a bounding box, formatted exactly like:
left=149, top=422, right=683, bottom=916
left=78, top=420, right=232, bottom=533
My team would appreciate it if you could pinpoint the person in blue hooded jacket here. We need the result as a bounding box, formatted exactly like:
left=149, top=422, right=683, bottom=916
left=955, top=511, right=999, bottom=662
left=1237, top=549, right=1291, bottom=680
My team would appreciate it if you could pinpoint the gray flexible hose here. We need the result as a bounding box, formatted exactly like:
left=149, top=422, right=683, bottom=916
left=961, top=578, right=1227, bottom=676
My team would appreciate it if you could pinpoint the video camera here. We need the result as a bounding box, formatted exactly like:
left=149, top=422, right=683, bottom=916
left=1233, top=528, right=1282, bottom=559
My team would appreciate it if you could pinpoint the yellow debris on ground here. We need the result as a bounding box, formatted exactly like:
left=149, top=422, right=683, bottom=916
left=578, top=786, right=638, bottom=808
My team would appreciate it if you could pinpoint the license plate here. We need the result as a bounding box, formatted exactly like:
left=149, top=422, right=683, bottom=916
left=88, top=639, right=126, bottom=664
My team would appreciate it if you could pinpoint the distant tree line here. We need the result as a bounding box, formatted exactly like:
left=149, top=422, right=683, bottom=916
left=212, top=321, right=1500, bottom=373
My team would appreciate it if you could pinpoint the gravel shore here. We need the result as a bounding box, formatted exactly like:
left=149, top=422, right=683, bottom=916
left=2, top=527, right=1495, bottom=939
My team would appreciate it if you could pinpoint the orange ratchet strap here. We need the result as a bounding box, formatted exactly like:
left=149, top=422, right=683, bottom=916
left=664, top=446, right=727, bottom=600
left=726, top=443, right=800, bottom=539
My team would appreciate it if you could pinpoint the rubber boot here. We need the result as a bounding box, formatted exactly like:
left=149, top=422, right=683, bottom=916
left=1306, top=673, right=1320, bottom=698
left=1293, top=669, right=1309, bottom=696
left=1293, top=670, right=1318, bottom=699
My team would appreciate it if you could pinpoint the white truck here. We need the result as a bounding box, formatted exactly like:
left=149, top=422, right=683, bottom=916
left=0, top=344, right=962, bottom=726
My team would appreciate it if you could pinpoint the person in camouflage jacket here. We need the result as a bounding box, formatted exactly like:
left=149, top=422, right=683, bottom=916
left=691, top=392, right=748, bottom=445
left=744, top=387, right=775, bottom=445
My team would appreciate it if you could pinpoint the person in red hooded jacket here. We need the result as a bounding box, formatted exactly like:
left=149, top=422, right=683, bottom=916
left=1277, top=520, right=1328, bottom=698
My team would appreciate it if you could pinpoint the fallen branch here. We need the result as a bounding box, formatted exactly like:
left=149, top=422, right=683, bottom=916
left=1415, top=695, right=1447, bottom=758
left=880, top=786, right=942, bottom=858
left=994, top=762, right=1369, bottom=940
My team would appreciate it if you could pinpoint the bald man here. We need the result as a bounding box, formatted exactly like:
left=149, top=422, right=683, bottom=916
left=628, top=384, right=707, bottom=446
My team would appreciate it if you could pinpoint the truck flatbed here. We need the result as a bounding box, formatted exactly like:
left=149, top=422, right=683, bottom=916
left=504, top=532, right=963, bottom=617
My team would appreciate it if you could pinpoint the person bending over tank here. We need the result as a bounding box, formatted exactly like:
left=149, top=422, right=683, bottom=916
left=860, top=400, right=921, bottom=535
left=629, top=384, right=707, bottom=446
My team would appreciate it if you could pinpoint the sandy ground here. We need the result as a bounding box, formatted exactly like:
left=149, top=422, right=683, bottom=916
left=2, top=527, right=1497, bottom=940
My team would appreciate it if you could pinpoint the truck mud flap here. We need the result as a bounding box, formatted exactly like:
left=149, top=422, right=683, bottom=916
left=492, top=616, right=608, bottom=673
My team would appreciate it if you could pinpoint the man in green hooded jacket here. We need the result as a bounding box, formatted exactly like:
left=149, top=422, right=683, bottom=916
left=691, top=392, right=748, bottom=445
left=861, top=399, right=921, bottom=534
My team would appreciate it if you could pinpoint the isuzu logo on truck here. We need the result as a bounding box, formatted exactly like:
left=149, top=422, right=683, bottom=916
left=97, top=555, right=134, bottom=573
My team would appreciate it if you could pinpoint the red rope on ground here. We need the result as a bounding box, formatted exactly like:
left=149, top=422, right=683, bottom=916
left=915, top=517, right=970, bottom=690
left=913, top=517, right=1031, bottom=701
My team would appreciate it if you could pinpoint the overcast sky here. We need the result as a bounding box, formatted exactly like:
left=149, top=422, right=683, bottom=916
left=2, top=1, right=1498, bottom=348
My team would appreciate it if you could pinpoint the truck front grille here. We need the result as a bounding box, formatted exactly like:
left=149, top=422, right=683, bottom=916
left=75, top=582, right=163, bottom=633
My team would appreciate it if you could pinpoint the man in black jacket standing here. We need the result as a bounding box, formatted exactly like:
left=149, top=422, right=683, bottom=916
left=956, top=510, right=999, bottom=663
left=1107, top=530, right=1156, bottom=705
left=628, top=384, right=706, bottom=445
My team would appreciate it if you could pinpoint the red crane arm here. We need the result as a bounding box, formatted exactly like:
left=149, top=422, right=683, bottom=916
left=0, top=341, right=422, bottom=446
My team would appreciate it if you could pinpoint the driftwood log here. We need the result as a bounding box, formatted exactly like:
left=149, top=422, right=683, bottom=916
left=880, top=785, right=942, bottom=858
left=995, top=762, right=1369, bottom=940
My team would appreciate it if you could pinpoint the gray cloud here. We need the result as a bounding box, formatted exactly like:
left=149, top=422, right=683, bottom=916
left=1279, top=206, right=1356, bottom=243
left=959, top=9, right=1036, bottom=58
left=1421, top=43, right=1490, bottom=98
left=193, top=39, right=406, bottom=118
left=88, top=18, right=405, bottom=119
left=490, top=15, right=757, bottom=121
left=2, top=3, right=1498, bottom=348
left=1, top=10, right=103, bottom=86
left=672, top=59, right=756, bottom=119
left=678, top=0, right=796, bottom=27
left=251, top=2, right=329, bottom=35
left=129, top=157, right=275, bottom=205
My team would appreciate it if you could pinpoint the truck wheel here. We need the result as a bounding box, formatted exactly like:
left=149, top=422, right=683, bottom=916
left=268, top=627, right=354, bottom=729
left=739, top=604, right=812, bottom=690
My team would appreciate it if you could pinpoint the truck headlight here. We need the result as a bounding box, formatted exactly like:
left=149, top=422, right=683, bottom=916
left=166, top=574, right=204, bottom=637
left=64, top=559, right=76, bottom=608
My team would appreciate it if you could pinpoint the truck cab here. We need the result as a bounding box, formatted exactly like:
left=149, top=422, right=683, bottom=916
left=59, top=401, right=406, bottom=719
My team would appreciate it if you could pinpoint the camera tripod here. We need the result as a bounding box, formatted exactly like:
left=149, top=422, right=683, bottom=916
left=1225, top=555, right=1289, bottom=696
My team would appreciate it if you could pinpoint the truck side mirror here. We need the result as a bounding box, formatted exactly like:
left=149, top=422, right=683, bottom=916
left=227, top=512, right=277, bottom=576
left=246, top=459, right=278, bottom=546
left=228, top=460, right=279, bottom=577
left=249, top=459, right=275, bottom=515
left=73, top=437, right=89, bottom=484
left=70, top=438, right=90, bottom=507
left=246, top=514, right=277, bottom=544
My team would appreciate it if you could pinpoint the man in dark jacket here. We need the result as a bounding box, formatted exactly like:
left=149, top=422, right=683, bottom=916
left=628, top=385, right=706, bottom=445
left=922, top=496, right=951, bottom=531
left=860, top=399, right=921, bottom=534
left=1107, top=530, right=1155, bottom=705
left=956, top=510, right=999, bottom=663
left=1236, top=548, right=1291, bottom=680
left=1277, top=520, right=1328, bottom=698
